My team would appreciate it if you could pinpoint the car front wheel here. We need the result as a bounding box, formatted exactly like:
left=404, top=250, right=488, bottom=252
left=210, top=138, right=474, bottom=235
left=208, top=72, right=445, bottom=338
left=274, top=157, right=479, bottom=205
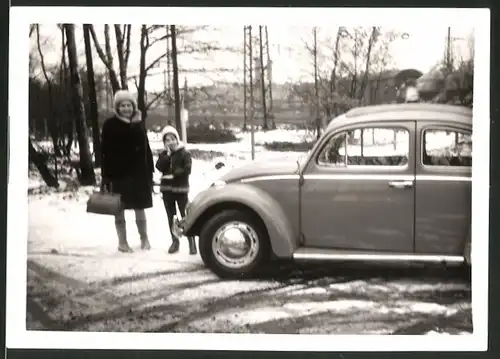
left=199, top=209, right=270, bottom=279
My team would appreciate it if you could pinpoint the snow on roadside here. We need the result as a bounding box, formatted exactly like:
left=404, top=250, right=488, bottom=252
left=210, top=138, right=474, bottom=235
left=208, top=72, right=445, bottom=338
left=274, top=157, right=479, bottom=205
left=425, top=330, right=472, bottom=335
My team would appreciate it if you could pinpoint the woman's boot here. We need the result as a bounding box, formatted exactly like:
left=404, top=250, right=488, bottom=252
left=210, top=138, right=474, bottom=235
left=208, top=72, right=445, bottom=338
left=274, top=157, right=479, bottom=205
left=136, top=219, right=151, bottom=250
left=115, top=220, right=133, bottom=253
left=188, top=237, right=197, bottom=255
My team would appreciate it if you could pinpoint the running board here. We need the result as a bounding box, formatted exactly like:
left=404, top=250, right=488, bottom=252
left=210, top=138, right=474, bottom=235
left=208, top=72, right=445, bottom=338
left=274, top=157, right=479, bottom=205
left=293, top=247, right=464, bottom=264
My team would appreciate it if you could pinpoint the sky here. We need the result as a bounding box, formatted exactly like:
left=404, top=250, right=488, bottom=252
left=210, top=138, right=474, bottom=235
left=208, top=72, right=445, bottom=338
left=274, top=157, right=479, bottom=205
left=32, top=23, right=475, bottom=92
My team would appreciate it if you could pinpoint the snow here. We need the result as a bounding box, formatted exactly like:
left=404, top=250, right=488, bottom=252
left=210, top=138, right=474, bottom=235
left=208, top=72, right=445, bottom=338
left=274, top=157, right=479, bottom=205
left=284, top=299, right=378, bottom=313
left=377, top=301, right=461, bottom=317
left=425, top=330, right=472, bottom=335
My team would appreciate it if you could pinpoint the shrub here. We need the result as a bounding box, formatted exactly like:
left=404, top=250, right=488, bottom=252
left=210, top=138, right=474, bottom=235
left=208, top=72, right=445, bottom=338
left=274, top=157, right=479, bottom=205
left=151, top=147, right=225, bottom=161
left=188, top=149, right=225, bottom=161
left=263, top=141, right=315, bottom=152
left=187, top=122, right=239, bottom=144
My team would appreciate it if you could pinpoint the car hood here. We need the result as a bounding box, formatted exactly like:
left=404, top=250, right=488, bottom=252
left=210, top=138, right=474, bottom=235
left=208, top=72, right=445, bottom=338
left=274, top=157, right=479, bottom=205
left=219, top=160, right=300, bottom=183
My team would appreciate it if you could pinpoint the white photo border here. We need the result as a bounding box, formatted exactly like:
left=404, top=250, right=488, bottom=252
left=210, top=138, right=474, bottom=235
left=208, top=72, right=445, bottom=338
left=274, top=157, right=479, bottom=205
left=7, top=6, right=490, bottom=352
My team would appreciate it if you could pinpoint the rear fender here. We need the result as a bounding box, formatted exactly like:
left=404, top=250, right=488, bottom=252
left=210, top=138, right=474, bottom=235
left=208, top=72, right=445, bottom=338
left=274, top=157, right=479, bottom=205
left=463, top=226, right=471, bottom=265
left=183, top=183, right=296, bottom=257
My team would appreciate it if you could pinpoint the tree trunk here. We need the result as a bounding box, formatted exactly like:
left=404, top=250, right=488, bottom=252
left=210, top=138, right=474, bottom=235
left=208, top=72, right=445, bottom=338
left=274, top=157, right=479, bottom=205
left=114, top=24, right=129, bottom=90
left=29, top=138, right=59, bottom=188
left=137, top=25, right=148, bottom=120
left=258, top=26, right=268, bottom=130
left=83, top=24, right=102, bottom=168
left=64, top=24, right=96, bottom=186
left=313, top=27, right=321, bottom=139
left=171, top=25, right=182, bottom=132
left=358, top=27, right=377, bottom=101
left=330, top=28, right=342, bottom=118
left=58, top=25, right=74, bottom=158
left=36, top=24, right=61, bottom=158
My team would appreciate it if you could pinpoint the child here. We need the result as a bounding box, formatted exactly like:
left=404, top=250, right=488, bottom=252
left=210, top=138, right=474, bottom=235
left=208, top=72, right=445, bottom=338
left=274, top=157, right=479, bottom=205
left=155, top=126, right=197, bottom=255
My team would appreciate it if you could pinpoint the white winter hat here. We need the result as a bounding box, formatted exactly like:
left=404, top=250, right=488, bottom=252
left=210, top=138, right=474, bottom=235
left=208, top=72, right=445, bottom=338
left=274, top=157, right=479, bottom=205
left=161, top=125, right=180, bottom=142
left=113, top=90, right=137, bottom=111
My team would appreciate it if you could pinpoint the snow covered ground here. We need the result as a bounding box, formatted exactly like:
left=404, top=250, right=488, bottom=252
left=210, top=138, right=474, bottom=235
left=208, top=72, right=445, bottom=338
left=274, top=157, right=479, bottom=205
left=26, top=127, right=472, bottom=334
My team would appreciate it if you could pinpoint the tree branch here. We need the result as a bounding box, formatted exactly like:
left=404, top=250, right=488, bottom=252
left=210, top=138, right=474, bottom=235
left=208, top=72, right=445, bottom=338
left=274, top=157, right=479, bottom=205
left=145, top=53, right=168, bottom=72
left=104, top=25, right=115, bottom=70
left=124, top=24, right=131, bottom=65
left=29, top=24, right=36, bottom=38
left=146, top=90, right=166, bottom=110
left=132, top=75, right=139, bottom=90
left=36, top=25, right=51, bottom=85
left=88, top=25, right=111, bottom=69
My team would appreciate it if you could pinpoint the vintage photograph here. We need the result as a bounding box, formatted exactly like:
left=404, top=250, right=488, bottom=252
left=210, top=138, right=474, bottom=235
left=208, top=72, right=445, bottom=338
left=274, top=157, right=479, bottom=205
left=7, top=6, right=490, bottom=351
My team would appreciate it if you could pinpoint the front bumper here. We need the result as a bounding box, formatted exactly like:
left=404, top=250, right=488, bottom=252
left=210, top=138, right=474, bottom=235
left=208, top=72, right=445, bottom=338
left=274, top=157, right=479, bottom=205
left=172, top=215, right=185, bottom=238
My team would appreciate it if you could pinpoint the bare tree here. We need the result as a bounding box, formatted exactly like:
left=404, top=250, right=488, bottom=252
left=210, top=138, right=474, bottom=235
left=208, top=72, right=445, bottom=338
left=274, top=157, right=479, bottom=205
left=133, top=25, right=214, bottom=122
left=313, top=27, right=321, bottom=138
left=114, top=25, right=132, bottom=90
left=258, top=26, right=269, bottom=130
left=135, top=25, right=172, bottom=122
left=171, top=25, right=182, bottom=132
left=35, top=24, right=61, bottom=158
left=29, top=26, right=59, bottom=188
left=357, top=27, right=378, bottom=100
left=64, top=23, right=96, bottom=185
left=329, top=28, right=342, bottom=117
left=297, top=26, right=398, bottom=121
left=83, top=24, right=102, bottom=167
left=29, top=138, right=59, bottom=188
left=57, top=24, right=73, bottom=157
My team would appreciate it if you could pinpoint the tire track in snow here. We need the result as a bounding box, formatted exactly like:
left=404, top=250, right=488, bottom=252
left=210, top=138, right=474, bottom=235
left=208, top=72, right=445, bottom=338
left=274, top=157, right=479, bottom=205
left=26, top=255, right=471, bottom=333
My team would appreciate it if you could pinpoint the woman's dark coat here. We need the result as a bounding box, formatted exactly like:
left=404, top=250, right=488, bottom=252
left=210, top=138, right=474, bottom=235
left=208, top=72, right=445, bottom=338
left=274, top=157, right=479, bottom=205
left=101, top=116, right=154, bottom=210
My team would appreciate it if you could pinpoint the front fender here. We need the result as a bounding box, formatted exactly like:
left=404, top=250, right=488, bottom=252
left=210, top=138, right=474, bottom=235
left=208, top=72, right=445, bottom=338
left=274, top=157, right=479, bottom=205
left=183, top=183, right=296, bottom=258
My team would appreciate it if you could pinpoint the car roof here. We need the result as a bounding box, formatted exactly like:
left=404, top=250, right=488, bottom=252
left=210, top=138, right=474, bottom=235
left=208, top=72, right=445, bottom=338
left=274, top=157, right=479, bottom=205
left=327, top=103, right=472, bottom=131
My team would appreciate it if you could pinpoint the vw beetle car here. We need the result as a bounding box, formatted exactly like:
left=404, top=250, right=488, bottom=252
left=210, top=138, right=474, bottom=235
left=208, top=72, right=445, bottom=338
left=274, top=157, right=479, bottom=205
left=174, top=103, right=472, bottom=278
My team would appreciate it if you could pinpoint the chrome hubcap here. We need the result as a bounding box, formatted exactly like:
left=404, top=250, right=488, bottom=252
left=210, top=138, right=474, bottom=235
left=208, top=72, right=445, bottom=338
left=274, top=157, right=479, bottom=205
left=212, top=221, right=260, bottom=269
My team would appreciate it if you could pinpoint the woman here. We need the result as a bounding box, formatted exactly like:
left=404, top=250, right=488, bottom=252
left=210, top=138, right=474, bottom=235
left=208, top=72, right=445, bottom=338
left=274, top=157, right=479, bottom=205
left=101, top=90, right=154, bottom=253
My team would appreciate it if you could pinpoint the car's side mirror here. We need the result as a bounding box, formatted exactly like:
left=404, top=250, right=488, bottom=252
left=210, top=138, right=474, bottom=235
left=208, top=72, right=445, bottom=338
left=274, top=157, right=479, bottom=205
left=214, top=162, right=225, bottom=170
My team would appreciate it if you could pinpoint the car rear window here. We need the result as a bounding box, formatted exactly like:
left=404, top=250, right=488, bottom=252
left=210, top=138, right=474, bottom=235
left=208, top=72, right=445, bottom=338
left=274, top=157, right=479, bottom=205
left=422, top=129, right=472, bottom=167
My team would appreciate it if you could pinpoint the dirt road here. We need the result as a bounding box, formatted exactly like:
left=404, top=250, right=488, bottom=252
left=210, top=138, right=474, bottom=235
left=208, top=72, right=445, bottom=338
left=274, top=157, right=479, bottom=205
left=26, top=193, right=472, bottom=334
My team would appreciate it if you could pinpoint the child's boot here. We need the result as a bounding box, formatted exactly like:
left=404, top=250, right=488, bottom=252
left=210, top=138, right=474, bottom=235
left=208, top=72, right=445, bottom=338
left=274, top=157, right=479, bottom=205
left=168, top=234, right=180, bottom=254
left=188, top=237, right=197, bottom=255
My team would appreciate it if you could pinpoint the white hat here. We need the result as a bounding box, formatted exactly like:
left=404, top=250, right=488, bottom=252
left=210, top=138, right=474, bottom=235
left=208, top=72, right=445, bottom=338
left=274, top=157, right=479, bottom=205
left=113, top=90, right=137, bottom=111
left=161, top=125, right=180, bottom=142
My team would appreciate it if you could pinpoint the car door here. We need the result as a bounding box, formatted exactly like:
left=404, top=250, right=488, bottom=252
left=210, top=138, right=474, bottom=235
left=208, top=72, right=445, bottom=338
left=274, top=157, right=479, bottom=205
left=414, top=122, right=472, bottom=255
left=300, top=121, right=416, bottom=253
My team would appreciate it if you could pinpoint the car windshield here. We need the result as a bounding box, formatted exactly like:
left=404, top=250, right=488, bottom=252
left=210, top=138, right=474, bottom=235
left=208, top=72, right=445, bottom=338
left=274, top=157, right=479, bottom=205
left=297, top=151, right=310, bottom=170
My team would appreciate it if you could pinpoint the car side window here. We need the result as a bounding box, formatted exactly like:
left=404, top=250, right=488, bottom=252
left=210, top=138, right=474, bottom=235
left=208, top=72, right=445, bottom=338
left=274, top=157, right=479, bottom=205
left=422, top=129, right=472, bottom=167
left=317, top=132, right=347, bottom=166
left=346, top=127, right=409, bottom=166
left=317, top=127, right=409, bottom=167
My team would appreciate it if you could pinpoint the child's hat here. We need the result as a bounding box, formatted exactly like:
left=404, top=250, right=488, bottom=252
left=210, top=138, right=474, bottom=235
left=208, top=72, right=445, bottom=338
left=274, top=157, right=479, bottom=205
left=161, top=125, right=180, bottom=142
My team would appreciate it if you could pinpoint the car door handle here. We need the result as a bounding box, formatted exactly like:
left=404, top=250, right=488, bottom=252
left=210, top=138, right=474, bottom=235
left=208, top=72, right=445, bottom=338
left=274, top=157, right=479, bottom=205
left=388, top=180, right=414, bottom=189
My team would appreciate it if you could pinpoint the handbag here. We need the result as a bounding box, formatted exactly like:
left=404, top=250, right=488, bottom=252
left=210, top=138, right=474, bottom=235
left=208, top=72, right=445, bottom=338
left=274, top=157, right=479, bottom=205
left=86, top=182, right=123, bottom=216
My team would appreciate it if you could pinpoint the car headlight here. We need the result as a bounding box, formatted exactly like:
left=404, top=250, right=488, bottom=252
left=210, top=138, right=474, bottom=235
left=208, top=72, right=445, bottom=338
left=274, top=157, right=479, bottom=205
left=211, top=180, right=226, bottom=188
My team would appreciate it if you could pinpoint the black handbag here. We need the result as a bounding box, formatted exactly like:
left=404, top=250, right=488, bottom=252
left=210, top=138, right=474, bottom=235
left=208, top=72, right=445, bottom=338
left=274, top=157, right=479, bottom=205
left=86, top=182, right=123, bottom=216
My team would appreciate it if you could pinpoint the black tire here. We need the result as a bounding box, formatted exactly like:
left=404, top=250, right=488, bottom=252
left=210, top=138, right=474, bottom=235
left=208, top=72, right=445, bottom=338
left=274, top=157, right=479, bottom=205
left=199, top=209, right=270, bottom=279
